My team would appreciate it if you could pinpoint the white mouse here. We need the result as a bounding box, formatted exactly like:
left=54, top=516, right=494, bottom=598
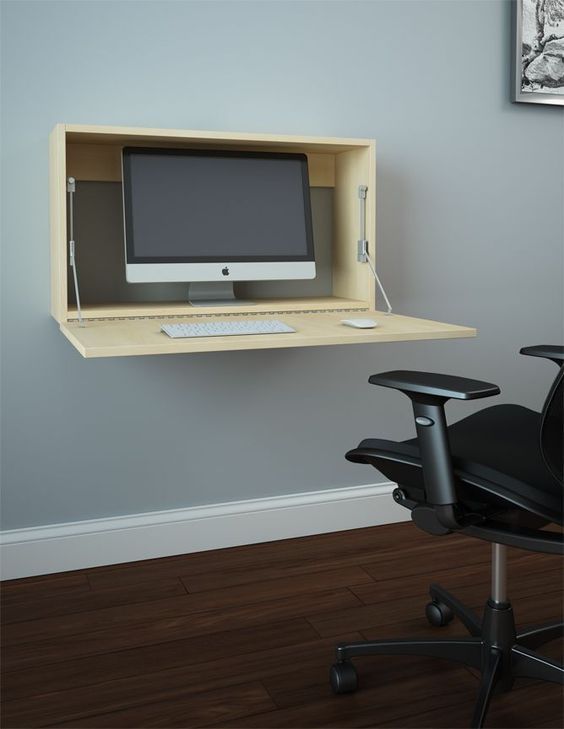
left=341, top=318, right=379, bottom=329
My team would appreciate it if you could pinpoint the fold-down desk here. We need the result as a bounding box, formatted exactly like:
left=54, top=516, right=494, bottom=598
left=50, top=124, right=476, bottom=358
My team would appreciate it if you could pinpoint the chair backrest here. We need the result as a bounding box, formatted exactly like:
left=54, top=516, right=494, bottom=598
left=540, top=365, right=564, bottom=486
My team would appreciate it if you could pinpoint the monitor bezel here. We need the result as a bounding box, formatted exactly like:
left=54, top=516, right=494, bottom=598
left=122, top=147, right=315, bottom=265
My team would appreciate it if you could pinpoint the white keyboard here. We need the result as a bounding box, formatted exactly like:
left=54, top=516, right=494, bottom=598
left=161, top=319, right=296, bottom=338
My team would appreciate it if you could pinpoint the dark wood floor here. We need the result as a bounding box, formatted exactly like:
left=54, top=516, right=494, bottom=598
left=1, top=523, right=562, bottom=728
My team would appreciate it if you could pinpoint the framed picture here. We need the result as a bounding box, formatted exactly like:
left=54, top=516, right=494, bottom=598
left=513, top=0, right=564, bottom=105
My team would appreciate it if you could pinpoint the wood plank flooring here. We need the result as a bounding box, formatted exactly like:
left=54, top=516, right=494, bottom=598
left=1, top=523, right=562, bottom=728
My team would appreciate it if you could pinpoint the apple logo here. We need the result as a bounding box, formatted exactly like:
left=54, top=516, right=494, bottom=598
left=222, top=267, right=230, bottom=276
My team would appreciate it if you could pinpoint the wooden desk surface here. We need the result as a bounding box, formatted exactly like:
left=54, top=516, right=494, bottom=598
left=60, top=310, right=476, bottom=358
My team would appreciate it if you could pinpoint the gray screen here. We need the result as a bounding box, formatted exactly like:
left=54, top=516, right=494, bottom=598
left=124, top=151, right=313, bottom=262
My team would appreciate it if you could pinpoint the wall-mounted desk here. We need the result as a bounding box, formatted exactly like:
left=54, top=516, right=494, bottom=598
left=50, top=124, right=476, bottom=357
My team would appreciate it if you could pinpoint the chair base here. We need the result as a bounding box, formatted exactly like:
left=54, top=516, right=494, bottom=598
left=331, top=585, right=563, bottom=728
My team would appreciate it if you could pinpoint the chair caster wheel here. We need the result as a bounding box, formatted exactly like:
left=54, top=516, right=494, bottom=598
left=425, top=600, right=454, bottom=627
left=330, top=661, right=358, bottom=694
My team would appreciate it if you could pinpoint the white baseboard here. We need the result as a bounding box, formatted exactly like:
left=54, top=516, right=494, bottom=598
left=0, top=482, right=406, bottom=580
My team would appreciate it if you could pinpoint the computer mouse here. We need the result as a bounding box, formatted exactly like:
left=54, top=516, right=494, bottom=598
left=341, top=318, right=378, bottom=329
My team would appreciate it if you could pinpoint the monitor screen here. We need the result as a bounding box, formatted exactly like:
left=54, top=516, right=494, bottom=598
left=122, top=148, right=314, bottom=264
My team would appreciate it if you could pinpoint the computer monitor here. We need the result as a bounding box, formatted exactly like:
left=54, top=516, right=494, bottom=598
left=122, top=147, right=316, bottom=305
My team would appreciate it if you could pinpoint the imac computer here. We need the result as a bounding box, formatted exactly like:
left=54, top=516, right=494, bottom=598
left=122, top=147, right=316, bottom=306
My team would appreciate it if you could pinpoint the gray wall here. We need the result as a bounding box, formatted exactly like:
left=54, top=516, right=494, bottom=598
left=1, top=0, right=562, bottom=530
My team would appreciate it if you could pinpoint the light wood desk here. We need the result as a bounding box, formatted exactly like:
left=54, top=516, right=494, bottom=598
left=50, top=124, right=476, bottom=358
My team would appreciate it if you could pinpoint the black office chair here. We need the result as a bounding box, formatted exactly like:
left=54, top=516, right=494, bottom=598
left=330, top=345, right=563, bottom=728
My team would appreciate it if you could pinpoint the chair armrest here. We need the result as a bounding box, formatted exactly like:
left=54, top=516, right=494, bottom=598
left=520, top=345, right=564, bottom=366
left=368, top=371, right=500, bottom=402
left=366, top=370, right=499, bottom=527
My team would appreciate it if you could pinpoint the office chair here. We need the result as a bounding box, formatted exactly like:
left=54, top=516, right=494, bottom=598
left=330, top=345, right=563, bottom=728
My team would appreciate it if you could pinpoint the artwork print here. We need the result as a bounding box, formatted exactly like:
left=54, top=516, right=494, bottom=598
left=515, top=0, right=564, bottom=104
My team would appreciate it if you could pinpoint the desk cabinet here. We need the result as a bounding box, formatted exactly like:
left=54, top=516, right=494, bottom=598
left=50, top=124, right=475, bottom=356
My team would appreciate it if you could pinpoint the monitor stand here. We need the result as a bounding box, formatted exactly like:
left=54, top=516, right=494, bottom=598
left=187, top=282, right=252, bottom=307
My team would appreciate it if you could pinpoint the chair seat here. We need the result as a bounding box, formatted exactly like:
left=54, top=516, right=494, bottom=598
left=352, top=404, right=563, bottom=525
